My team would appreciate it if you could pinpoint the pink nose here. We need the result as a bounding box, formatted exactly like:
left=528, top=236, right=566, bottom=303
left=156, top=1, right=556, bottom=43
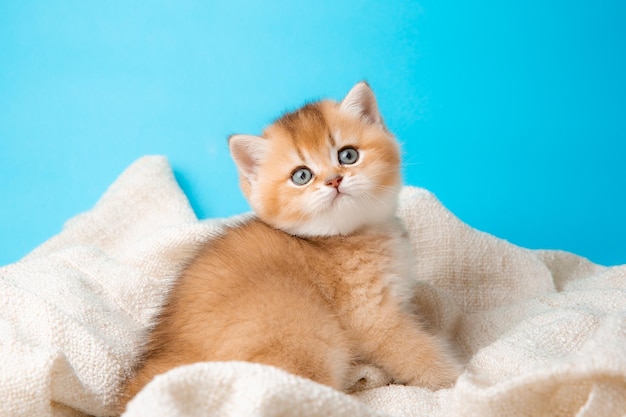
left=326, top=176, right=343, bottom=188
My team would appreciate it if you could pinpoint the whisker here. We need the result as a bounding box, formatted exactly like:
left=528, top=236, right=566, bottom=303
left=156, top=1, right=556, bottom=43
left=356, top=189, right=390, bottom=211
left=361, top=157, right=404, bottom=178
left=369, top=167, right=403, bottom=178
left=401, top=154, right=423, bottom=167
left=370, top=184, right=399, bottom=193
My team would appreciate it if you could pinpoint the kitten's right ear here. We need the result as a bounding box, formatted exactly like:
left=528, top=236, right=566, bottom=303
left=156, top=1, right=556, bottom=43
left=228, top=134, right=268, bottom=182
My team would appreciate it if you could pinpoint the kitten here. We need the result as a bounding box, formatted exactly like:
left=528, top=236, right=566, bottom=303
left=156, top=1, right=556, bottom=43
left=120, top=82, right=461, bottom=408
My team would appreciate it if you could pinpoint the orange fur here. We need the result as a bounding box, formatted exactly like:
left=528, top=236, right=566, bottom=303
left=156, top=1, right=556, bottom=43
left=119, top=82, right=461, bottom=410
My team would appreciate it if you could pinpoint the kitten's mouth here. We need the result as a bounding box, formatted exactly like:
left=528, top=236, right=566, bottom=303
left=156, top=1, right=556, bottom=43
left=331, top=189, right=347, bottom=204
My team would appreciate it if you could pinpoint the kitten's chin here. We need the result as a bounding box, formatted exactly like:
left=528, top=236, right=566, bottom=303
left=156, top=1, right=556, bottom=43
left=275, top=191, right=400, bottom=238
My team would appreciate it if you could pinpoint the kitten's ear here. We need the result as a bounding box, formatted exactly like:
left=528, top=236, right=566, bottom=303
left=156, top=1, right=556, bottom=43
left=340, top=81, right=382, bottom=125
left=228, top=134, right=268, bottom=182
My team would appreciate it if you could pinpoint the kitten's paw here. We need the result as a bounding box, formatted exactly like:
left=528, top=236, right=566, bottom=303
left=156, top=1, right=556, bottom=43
left=408, top=357, right=463, bottom=390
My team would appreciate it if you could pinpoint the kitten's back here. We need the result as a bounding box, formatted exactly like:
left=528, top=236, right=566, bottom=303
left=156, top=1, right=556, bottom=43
left=123, top=219, right=352, bottom=402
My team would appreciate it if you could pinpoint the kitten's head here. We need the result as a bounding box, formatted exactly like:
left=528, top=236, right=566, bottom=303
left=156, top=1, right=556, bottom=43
left=229, top=82, right=401, bottom=237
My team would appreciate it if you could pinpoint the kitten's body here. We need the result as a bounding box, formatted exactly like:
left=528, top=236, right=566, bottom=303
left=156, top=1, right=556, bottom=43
left=121, top=83, right=460, bottom=408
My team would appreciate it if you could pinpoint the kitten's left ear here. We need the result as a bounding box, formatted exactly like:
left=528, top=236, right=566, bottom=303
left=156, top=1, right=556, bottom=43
left=228, top=134, right=268, bottom=183
left=340, top=81, right=382, bottom=125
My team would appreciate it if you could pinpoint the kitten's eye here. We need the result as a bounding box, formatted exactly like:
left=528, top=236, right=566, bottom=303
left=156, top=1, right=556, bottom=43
left=291, top=167, right=313, bottom=185
left=338, top=147, right=359, bottom=165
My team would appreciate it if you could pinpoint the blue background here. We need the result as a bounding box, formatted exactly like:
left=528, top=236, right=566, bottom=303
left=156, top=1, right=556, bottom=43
left=1, top=1, right=625, bottom=266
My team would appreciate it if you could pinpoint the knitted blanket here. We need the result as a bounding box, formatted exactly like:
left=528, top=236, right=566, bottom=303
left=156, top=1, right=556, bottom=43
left=1, top=156, right=624, bottom=417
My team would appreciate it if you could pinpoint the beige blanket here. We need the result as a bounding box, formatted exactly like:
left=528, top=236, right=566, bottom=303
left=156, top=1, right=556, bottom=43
left=1, top=156, right=625, bottom=417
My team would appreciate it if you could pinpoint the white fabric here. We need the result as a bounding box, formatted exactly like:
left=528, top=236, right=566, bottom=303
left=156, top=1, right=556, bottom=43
left=1, top=155, right=625, bottom=417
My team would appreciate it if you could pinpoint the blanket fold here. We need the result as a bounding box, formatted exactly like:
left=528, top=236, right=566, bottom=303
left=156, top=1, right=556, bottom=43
left=1, top=155, right=624, bottom=417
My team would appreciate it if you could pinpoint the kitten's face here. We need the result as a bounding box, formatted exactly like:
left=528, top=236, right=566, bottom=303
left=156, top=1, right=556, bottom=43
left=229, top=82, right=401, bottom=237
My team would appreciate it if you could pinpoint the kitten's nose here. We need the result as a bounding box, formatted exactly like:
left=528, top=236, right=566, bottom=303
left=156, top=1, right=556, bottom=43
left=326, top=175, right=343, bottom=188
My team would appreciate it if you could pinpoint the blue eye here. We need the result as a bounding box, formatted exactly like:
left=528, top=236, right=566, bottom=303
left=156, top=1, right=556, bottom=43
left=338, top=147, right=359, bottom=165
left=291, top=167, right=313, bottom=185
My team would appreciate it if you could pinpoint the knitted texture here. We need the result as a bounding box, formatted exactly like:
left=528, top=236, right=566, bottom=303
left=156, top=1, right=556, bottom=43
left=1, top=156, right=624, bottom=417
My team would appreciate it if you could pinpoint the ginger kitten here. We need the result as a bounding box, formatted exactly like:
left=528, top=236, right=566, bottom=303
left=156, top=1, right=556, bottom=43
left=121, top=82, right=461, bottom=408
